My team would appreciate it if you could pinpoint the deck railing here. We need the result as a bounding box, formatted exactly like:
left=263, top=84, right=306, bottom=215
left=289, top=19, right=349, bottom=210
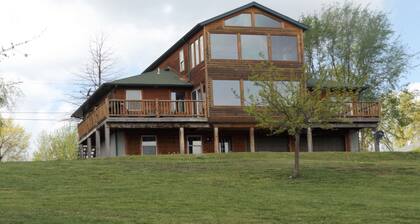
left=78, top=99, right=207, bottom=138
left=78, top=101, right=109, bottom=138
left=341, top=101, right=381, bottom=117
left=108, top=99, right=206, bottom=117
left=78, top=100, right=379, bottom=139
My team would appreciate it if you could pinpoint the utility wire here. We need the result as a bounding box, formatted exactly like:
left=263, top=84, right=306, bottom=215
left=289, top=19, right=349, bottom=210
left=0, top=111, right=71, bottom=114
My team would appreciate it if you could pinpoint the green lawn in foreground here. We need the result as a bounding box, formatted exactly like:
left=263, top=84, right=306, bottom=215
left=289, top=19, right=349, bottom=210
left=0, top=152, right=419, bottom=224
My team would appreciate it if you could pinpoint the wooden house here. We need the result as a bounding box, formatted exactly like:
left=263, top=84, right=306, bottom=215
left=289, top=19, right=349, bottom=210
left=72, top=2, right=380, bottom=157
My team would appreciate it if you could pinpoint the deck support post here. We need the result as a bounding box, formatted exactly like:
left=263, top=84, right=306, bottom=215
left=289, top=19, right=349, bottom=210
left=214, top=127, right=219, bottom=153
left=105, top=124, right=110, bottom=155
left=307, top=127, right=313, bottom=152
left=249, top=127, right=255, bottom=152
left=179, top=127, right=185, bottom=154
left=95, top=129, right=101, bottom=157
left=87, top=137, right=92, bottom=159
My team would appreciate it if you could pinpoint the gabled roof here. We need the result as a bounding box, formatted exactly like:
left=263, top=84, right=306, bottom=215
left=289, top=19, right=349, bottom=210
left=71, top=70, right=191, bottom=118
left=143, top=1, right=308, bottom=73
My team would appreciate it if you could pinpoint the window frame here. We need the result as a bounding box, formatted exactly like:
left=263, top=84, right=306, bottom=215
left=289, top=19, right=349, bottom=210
left=212, top=79, right=241, bottom=106
left=223, top=12, right=283, bottom=29
left=190, top=43, right=195, bottom=68
left=212, top=79, right=302, bottom=107
left=254, top=13, right=283, bottom=28
left=209, top=33, right=239, bottom=60
left=141, top=135, right=158, bottom=155
left=199, top=36, right=204, bottom=62
left=195, top=39, right=200, bottom=66
left=240, top=34, right=269, bottom=61
left=179, top=49, right=185, bottom=72
left=224, top=13, right=252, bottom=27
left=270, top=35, right=299, bottom=62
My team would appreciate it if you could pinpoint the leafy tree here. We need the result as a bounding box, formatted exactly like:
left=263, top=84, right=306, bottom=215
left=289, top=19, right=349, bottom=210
left=379, top=90, right=420, bottom=150
left=301, top=2, right=410, bottom=98
left=33, top=124, right=78, bottom=161
left=245, top=62, right=349, bottom=178
left=0, top=119, right=30, bottom=162
left=301, top=2, right=412, bottom=149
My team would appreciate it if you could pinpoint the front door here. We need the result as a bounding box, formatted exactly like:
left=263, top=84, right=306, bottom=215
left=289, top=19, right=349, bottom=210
left=187, top=136, right=202, bottom=154
left=219, top=137, right=232, bottom=153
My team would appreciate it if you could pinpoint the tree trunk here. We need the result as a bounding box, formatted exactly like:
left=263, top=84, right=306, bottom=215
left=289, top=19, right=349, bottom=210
left=292, top=132, right=301, bottom=178
left=307, top=127, right=313, bottom=153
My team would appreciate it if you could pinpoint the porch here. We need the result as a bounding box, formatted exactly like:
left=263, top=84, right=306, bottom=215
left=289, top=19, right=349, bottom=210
left=78, top=125, right=362, bottom=158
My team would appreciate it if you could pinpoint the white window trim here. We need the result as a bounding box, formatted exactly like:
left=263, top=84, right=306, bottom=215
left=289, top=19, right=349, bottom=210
left=141, top=135, right=158, bottom=155
left=179, top=50, right=185, bottom=72
left=195, top=39, right=200, bottom=66
left=190, top=43, right=195, bottom=68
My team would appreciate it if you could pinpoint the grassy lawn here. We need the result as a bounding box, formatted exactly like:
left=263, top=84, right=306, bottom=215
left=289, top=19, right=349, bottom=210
left=0, top=152, right=419, bottom=224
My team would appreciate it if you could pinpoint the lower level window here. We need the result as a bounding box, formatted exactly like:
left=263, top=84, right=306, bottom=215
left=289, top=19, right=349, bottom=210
left=142, top=136, right=157, bottom=155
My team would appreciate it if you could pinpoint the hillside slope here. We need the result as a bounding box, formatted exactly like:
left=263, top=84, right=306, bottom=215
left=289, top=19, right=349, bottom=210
left=0, top=152, right=419, bottom=224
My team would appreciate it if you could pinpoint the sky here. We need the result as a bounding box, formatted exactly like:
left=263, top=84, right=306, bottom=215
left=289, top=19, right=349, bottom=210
left=0, top=0, right=419, bottom=158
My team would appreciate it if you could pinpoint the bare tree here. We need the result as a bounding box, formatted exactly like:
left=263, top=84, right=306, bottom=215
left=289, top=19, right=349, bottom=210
left=69, top=33, right=118, bottom=105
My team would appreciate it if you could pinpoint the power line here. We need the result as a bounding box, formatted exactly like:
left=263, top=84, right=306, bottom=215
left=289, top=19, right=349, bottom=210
left=1, top=111, right=71, bottom=114
left=11, top=118, right=75, bottom=121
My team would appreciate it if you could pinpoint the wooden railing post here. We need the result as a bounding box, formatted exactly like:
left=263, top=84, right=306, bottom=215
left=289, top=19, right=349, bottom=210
left=155, top=99, right=160, bottom=117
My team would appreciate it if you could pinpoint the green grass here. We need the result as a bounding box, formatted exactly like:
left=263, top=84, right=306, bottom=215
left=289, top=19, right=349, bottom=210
left=1, top=152, right=420, bottom=224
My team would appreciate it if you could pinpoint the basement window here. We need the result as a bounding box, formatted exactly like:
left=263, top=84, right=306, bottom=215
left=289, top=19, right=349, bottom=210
left=142, top=136, right=157, bottom=155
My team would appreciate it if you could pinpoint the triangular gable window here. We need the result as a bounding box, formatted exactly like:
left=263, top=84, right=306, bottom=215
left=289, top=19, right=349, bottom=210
left=255, top=14, right=281, bottom=28
left=224, top=13, right=251, bottom=27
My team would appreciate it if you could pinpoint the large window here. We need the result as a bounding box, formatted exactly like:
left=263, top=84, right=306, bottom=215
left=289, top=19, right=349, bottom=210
left=179, top=50, right=185, bottom=72
left=142, top=136, right=157, bottom=155
left=243, top=81, right=262, bottom=105
left=275, top=81, right=300, bottom=98
left=210, top=34, right=238, bottom=60
left=224, top=13, right=252, bottom=27
left=241, top=34, right=268, bottom=60
left=255, top=14, right=281, bottom=28
left=272, top=36, right=298, bottom=61
left=212, top=80, right=241, bottom=106
left=209, top=33, right=299, bottom=62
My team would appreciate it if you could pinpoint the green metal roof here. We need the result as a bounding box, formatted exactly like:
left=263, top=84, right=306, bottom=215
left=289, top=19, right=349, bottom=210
left=306, top=78, right=366, bottom=90
left=71, top=69, right=192, bottom=118
left=111, top=69, right=192, bottom=87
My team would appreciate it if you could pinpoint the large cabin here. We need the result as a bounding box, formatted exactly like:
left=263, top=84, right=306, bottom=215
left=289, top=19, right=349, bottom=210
left=72, top=2, right=380, bottom=157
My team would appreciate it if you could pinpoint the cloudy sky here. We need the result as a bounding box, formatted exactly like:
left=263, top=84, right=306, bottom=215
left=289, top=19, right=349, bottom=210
left=0, top=0, right=419, bottom=158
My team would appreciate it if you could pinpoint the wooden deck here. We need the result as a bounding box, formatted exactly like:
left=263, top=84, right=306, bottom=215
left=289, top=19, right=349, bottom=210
left=78, top=99, right=206, bottom=138
left=77, top=100, right=380, bottom=139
